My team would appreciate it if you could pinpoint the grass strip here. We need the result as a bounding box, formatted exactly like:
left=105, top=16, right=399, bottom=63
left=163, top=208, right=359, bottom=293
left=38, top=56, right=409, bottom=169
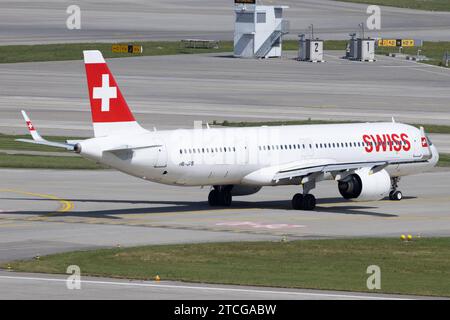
left=0, top=153, right=105, bottom=170
left=336, top=0, right=450, bottom=12
left=4, top=238, right=450, bottom=297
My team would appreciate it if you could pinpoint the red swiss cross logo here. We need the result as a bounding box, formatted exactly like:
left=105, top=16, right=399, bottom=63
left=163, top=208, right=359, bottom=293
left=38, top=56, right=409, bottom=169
left=421, top=137, right=428, bottom=147
left=26, top=121, right=35, bottom=131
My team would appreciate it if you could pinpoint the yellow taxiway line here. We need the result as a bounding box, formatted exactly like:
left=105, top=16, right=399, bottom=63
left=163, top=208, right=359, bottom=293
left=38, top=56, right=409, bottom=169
left=0, top=189, right=74, bottom=215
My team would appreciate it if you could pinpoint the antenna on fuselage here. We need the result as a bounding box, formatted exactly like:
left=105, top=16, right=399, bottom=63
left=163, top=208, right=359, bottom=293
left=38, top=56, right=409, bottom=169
left=391, top=117, right=396, bottom=123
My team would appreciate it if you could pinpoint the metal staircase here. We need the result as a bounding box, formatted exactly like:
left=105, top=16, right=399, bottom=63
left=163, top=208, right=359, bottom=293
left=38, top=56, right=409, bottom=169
left=254, top=20, right=289, bottom=58
left=254, top=30, right=282, bottom=58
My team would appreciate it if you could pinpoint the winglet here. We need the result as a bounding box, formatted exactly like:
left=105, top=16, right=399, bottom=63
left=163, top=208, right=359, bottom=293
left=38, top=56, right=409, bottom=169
left=17, top=111, right=76, bottom=151
left=21, top=110, right=44, bottom=141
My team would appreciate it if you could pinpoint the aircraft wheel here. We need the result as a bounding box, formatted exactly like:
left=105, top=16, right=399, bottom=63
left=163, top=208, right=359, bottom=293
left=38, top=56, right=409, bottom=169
left=303, top=194, right=316, bottom=210
left=292, top=193, right=304, bottom=210
left=208, top=190, right=219, bottom=206
left=392, top=190, right=402, bottom=201
left=208, top=189, right=232, bottom=207
left=221, top=191, right=232, bottom=207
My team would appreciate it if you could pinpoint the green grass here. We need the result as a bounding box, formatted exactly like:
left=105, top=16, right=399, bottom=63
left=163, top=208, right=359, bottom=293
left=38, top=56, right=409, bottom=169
left=438, top=153, right=450, bottom=167
left=336, top=0, right=450, bottom=11
left=0, top=40, right=315, bottom=64
left=0, top=133, right=84, bottom=152
left=0, top=153, right=105, bottom=170
left=212, top=119, right=450, bottom=134
left=0, top=39, right=448, bottom=69
left=212, top=119, right=358, bottom=127
left=4, top=238, right=450, bottom=296
left=0, top=41, right=234, bottom=64
left=377, top=41, right=450, bottom=67
left=0, top=40, right=349, bottom=64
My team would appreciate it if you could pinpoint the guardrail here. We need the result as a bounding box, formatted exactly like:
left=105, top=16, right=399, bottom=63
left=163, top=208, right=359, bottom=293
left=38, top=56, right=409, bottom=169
left=180, top=39, right=219, bottom=49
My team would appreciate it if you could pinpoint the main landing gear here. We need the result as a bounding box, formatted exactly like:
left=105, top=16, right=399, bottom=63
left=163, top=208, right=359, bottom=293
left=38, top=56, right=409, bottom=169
left=208, top=186, right=232, bottom=207
left=292, top=180, right=316, bottom=210
left=292, top=193, right=316, bottom=210
left=389, top=177, right=403, bottom=201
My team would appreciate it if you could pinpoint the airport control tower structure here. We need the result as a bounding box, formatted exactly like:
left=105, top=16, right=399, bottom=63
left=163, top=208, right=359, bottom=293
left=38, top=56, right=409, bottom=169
left=234, top=1, right=289, bottom=59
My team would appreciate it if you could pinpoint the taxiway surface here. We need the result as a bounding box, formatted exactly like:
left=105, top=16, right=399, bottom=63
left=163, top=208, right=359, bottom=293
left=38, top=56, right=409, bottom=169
left=1, top=52, right=450, bottom=138
left=1, top=0, right=450, bottom=44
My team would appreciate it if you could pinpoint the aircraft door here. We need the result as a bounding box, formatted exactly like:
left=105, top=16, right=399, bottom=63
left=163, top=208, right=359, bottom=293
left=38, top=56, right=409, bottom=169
left=155, top=144, right=168, bottom=167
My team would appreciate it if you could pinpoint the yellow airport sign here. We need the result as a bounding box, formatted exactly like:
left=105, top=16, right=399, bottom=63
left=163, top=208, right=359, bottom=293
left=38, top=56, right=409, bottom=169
left=378, top=39, right=417, bottom=47
left=378, top=39, right=396, bottom=47
left=401, top=39, right=415, bottom=47
left=112, top=44, right=143, bottom=54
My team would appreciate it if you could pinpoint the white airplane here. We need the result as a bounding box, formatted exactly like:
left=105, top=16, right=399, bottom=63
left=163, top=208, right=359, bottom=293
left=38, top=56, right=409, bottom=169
left=18, top=50, right=439, bottom=210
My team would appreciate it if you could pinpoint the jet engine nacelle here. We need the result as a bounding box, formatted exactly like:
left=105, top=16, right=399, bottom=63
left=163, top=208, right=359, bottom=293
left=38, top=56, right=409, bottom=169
left=230, top=185, right=262, bottom=196
left=338, top=168, right=391, bottom=201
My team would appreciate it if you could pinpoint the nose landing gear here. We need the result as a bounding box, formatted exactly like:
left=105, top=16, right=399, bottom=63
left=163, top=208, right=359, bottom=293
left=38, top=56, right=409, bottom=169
left=389, top=177, right=403, bottom=201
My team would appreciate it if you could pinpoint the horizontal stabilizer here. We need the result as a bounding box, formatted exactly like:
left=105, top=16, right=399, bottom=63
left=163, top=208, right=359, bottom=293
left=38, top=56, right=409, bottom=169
left=18, top=111, right=76, bottom=151
left=15, top=138, right=75, bottom=150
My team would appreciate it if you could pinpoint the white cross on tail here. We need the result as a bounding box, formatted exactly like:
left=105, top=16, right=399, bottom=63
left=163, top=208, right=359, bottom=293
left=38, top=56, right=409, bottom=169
left=93, top=74, right=117, bottom=112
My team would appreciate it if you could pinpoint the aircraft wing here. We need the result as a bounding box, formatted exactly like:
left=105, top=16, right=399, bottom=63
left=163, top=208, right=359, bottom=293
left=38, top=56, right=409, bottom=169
left=16, top=111, right=76, bottom=151
left=243, top=156, right=430, bottom=185
left=273, top=158, right=429, bottom=183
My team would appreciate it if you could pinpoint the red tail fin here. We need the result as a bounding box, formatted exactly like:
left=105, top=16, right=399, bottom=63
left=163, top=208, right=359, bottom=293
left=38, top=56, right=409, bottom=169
left=83, top=50, right=144, bottom=137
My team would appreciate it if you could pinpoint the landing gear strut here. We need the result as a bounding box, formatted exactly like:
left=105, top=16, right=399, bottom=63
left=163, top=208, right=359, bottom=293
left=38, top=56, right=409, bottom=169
left=389, top=177, right=403, bottom=201
left=292, top=180, right=316, bottom=210
left=208, top=186, right=232, bottom=207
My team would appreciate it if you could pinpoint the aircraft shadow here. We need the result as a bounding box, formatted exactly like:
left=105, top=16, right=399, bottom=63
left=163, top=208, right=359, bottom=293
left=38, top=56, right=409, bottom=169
left=1, top=196, right=400, bottom=218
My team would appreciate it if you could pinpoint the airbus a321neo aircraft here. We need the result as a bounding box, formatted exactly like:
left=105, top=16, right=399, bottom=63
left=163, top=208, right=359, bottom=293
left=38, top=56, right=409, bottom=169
left=18, top=50, right=439, bottom=210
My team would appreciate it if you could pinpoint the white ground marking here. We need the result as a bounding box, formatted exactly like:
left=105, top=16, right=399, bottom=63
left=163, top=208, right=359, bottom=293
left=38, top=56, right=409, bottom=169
left=0, top=275, right=409, bottom=300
